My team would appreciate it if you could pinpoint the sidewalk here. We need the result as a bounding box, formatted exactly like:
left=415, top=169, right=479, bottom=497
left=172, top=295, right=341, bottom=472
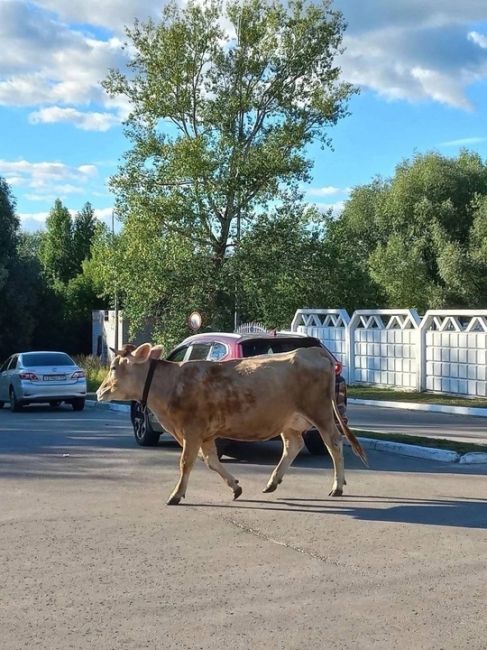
left=87, top=395, right=487, bottom=465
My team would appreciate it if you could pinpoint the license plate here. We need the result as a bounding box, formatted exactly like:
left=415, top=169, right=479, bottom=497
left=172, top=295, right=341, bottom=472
left=43, top=374, right=65, bottom=381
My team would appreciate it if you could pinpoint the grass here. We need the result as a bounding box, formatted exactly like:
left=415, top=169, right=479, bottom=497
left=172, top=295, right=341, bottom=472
left=352, top=429, right=487, bottom=455
left=348, top=385, right=487, bottom=409
left=74, top=354, right=108, bottom=393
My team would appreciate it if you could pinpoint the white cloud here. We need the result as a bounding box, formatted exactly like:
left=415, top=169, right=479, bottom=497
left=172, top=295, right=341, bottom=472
left=468, top=31, right=487, bottom=49
left=307, top=185, right=344, bottom=197
left=32, top=0, right=160, bottom=32
left=335, top=1, right=487, bottom=109
left=18, top=205, right=116, bottom=232
left=440, top=136, right=487, bottom=147
left=0, top=0, right=130, bottom=126
left=29, top=106, right=120, bottom=131
left=312, top=200, right=346, bottom=217
left=0, top=159, right=99, bottom=195
left=1, top=0, right=487, bottom=133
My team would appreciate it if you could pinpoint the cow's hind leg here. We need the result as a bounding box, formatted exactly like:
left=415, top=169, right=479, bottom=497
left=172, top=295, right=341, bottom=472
left=167, top=436, right=200, bottom=505
left=313, top=418, right=345, bottom=497
left=263, top=430, right=304, bottom=493
left=200, top=440, right=242, bottom=500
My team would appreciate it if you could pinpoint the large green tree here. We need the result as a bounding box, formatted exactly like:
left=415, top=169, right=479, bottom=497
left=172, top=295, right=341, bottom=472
left=40, top=199, right=75, bottom=283
left=0, top=179, right=46, bottom=359
left=336, top=150, right=487, bottom=310
left=103, top=0, right=355, bottom=329
left=73, top=202, right=97, bottom=271
left=0, top=177, right=19, bottom=293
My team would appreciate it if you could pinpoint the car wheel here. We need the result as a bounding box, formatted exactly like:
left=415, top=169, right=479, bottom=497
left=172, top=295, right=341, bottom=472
left=131, top=401, right=160, bottom=447
left=9, top=387, right=23, bottom=412
left=0, top=400, right=4, bottom=409
left=72, top=398, right=85, bottom=411
left=50, top=400, right=62, bottom=408
left=303, top=429, right=328, bottom=456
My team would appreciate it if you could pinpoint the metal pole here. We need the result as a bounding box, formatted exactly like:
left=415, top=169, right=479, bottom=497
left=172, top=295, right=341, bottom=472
left=233, top=177, right=241, bottom=332
left=112, top=210, right=119, bottom=350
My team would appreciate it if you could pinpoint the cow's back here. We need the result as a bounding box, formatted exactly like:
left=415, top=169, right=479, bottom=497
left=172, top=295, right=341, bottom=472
left=156, top=346, right=334, bottom=440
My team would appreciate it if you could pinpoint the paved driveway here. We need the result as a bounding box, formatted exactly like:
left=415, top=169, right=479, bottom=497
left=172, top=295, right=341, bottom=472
left=0, top=406, right=486, bottom=650
left=348, top=402, right=487, bottom=444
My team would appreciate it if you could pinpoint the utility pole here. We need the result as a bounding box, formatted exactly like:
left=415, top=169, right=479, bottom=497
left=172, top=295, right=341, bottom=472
left=112, top=210, right=119, bottom=351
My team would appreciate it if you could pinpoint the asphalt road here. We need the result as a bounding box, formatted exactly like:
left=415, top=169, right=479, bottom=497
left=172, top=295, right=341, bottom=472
left=0, top=405, right=486, bottom=650
left=348, top=402, right=487, bottom=445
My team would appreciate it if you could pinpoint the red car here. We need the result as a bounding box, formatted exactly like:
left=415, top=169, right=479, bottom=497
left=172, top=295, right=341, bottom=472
left=130, top=331, right=347, bottom=456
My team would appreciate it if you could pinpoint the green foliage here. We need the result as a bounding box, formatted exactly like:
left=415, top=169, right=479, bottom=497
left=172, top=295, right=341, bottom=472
left=40, top=199, right=75, bottom=283
left=0, top=178, right=44, bottom=360
left=74, top=354, right=108, bottom=392
left=73, top=202, right=97, bottom=271
left=0, top=178, right=19, bottom=293
left=100, top=0, right=354, bottom=339
left=336, top=151, right=487, bottom=310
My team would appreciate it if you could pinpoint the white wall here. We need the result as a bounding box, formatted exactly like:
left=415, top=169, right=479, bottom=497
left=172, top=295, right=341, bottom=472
left=291, top=308, right=487, bottom=398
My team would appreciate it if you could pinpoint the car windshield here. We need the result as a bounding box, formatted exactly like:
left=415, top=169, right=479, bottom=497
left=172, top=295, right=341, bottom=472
left=241, top=337, right=322, bottom=357
left=21, top=352, right=75, bottom=367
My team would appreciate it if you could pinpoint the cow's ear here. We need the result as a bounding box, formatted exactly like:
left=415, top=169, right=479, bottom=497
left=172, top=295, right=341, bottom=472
left=129, top=343, right=152, bottom=364
left=149, top=345, right=164, bottom=360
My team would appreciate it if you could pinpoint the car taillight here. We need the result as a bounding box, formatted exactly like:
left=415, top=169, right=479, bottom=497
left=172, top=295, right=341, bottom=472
left=71, top=370, right=85, bottom=379
left=334, top=361, right=342, bottom=375
left=19, top=372, right=39, bottom=381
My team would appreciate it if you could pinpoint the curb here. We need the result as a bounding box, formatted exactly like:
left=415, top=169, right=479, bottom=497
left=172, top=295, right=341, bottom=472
left=87, top=400, right=487, bottom=465
left=458, top=452, right=487, bottom=464
left=86, top=399, right=130, bottom=413
left=356, top=437, right=460, bottom=463
left=349, top=398, right=487, bottom=418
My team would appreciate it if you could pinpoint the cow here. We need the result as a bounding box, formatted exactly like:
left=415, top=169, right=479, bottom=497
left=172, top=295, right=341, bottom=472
left=96, top=343, right=367, bottom=505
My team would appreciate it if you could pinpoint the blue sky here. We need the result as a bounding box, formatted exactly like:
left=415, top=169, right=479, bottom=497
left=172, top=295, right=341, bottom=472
left=2, top=0, right=487, bottom=231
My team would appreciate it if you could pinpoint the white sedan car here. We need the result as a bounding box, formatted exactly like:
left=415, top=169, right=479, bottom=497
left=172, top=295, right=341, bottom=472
left=0, top=351, right=87, bottom=411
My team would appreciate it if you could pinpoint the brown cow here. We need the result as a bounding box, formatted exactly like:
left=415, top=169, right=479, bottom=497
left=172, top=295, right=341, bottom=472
left=96, top=343, right=367, bottom=505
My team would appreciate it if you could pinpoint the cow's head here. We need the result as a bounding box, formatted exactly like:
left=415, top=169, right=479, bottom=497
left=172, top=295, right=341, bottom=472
left=96, top=343, right=164, bottom=402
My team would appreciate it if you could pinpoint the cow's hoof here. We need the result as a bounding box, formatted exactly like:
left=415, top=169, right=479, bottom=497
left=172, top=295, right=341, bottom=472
left=233, top=485, right=243, bottom=500
left=329, top=488, right=343, bottom=497
left=167, top=495, right=182, bottom=505
left=263, top=484, right=277, bottom=493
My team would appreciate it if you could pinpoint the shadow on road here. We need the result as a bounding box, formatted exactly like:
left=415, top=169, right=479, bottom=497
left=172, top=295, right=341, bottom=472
left=194, top=495, right=487, bottom=529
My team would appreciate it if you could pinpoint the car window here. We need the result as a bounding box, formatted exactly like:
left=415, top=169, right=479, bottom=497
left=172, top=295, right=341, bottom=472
left=7, top=355, right=19, bottom=370
left=208, top=342, right=228, bottom=361
left=0, top=357, right=12, bottom=372
left=187, top=343, right=211, bottom=361
left=241, top=337, right=323, bottom=358
left=21, top=352, right=74, bottom=366
left=167, top=346, right=188, bottom=362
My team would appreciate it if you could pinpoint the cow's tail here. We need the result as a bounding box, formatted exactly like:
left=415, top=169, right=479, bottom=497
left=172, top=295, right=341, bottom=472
left=332, top=400, right=368, bottom=467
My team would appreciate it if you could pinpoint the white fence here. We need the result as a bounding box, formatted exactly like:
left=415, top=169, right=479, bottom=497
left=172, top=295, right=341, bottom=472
left=291, top=309, right=487, bottom=398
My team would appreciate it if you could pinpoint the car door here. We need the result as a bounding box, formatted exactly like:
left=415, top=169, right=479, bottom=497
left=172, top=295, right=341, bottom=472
left=0, top=355, right=19, bottom=400
left=0, top=356, right=13, bottom=400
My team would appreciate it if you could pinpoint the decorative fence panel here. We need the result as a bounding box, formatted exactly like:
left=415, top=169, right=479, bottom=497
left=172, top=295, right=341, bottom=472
left=290, top=309, right=349, bottom=372
left=291, top=308, right=487, bottom=397
left=420, top=311, right=487, bottom=398
left=349, top=310, right=421, bottom=390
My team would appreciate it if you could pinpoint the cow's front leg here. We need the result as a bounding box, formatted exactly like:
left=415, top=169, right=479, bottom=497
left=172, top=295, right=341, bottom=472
left=263, top=431, right=303, bottom=493
left=200, top=440, right=242, bottom=500
left=167, top=436, right=201, bottom=505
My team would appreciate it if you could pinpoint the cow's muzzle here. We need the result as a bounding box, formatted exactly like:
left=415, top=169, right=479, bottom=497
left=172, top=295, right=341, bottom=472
left=96, top=384, right=112, bottom=402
